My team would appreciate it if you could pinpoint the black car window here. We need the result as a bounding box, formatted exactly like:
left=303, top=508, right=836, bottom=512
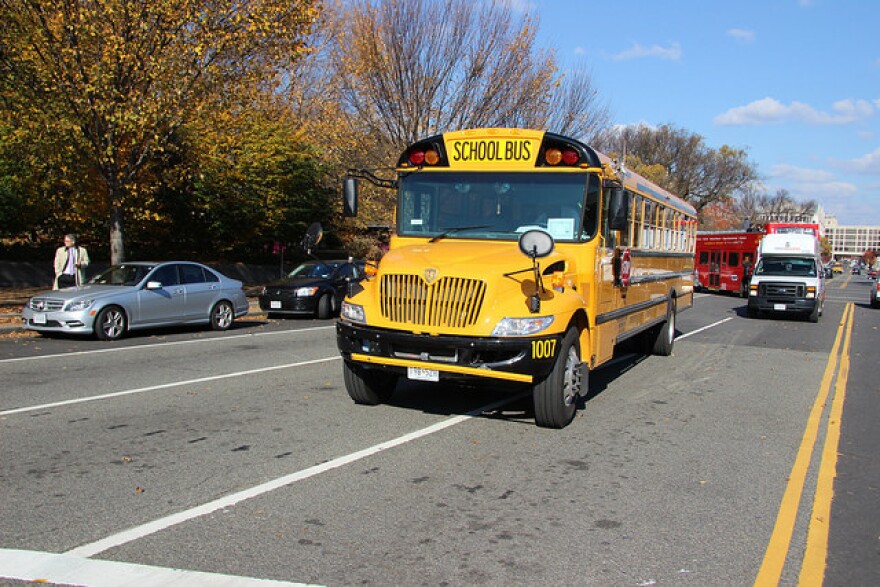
left=338, top=264, right=358, bottom=279
left=179, top=264, right=205, bottom=284
left=150, top=265, right=180, bottom=286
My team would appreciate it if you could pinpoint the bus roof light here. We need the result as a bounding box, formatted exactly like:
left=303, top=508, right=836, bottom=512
left=408, top=149, right=426, bottom=166
left=562, top=148, right=579, bottom=165
left=545, top=148, right=562, bottom=165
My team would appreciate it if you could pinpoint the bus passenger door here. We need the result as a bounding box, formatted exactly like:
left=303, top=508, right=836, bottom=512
left=709, top=251, right=721, bottom=288
left=593, top=245, right=619, bottom=367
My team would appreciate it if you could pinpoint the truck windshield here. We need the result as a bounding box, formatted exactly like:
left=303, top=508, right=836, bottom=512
left=397, top=172, right=599, bottom=242
left=755, top=257, right=817, bottom=277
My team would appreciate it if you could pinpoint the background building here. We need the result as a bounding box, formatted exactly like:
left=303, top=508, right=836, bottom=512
left=823, top=215, right=880, bottom=260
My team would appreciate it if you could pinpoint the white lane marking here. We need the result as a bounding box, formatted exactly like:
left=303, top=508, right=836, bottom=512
left=675, top=317, right=733, bottom=340
left=65, top=391, right=529, bottom=558
left=0, top=356, right=340, bottom=416
left=0, top=326, right=335, bottom=364
left=0, top=548, right=321, bottom=587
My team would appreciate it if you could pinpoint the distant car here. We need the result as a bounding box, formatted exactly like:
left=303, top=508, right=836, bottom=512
left=868, top=268, right=878, bottom=280
left=21, top=261, right=249, bottom=340
left=851, top=266, right=860, bottom=275
left=871, top=280, right=880, bottom=308
left=258, top=259, right=365, bottom=319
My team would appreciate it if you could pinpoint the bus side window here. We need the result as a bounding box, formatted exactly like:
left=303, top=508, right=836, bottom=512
left=729, top=252, right=739, bottom=267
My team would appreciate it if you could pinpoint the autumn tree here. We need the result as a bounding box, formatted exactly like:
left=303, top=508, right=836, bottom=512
left=309, top=0, right=610, bottom=228
left=0, top=0, right=318, bottom=263
left=594, top=124, right=758, bottom=215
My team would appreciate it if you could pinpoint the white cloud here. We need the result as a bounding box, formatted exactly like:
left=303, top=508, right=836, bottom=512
left=714, top=97, right=876, bottom=126
left=832, top=147, right=880, bottom=174
left=574, top=46, right=586, bottom=55
left=770, top=164, right=835, bottom=183
left=727, top=28, right=755, bottom=43
left=612, top=42, right=681, bottom=61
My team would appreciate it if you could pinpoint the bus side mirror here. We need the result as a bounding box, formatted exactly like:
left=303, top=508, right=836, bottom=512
left=343, top=176, right=359, bottom=217
left=608, top=188, right=630, bottom=231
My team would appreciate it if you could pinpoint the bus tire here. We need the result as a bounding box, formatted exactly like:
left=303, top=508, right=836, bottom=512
left=533, top=327, right=581, bottom=429
left=650, top=298, right=676, bottom=356
left=343, top=361, right=396, bottom=405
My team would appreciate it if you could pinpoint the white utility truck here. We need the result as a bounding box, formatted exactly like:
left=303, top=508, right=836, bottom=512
left=746, top=233, right=824, bottom=322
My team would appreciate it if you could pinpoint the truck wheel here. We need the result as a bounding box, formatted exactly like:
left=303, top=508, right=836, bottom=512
left=533, top=328, right=581, bottom=429
left=649, top=298, right=676, bottom=356
left=807, top=302, right=820, bottom=323
left=343, top=361, right=397, bottom=405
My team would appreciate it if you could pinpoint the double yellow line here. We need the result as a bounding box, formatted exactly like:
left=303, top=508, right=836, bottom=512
left=755, top=303, right=854, bottom=586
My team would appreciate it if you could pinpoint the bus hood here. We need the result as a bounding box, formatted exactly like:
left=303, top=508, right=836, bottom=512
left=379, top=240, right=565, bottom=281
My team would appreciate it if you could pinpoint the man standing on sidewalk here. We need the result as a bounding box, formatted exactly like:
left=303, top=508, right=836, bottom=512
left=53, top=234, right=90, bottom=289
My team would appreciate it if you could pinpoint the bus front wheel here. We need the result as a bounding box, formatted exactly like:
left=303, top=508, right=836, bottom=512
left=533, top=328, right=582, bottom=429
left=649, top=298, right=676, bottom=356
left=343, top=361, right=397, bottom=405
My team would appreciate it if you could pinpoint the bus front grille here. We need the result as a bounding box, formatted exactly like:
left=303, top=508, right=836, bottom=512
left=379, top=274, right=486, bottom=328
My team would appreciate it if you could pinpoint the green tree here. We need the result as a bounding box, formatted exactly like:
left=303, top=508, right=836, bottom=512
left=0, top=0, right=318, bottom=263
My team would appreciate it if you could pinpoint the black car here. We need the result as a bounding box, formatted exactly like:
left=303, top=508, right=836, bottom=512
left=259, top=259, right=365, bottom=319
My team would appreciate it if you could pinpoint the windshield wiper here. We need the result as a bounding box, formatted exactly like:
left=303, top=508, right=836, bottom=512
left=429, top=225, right=492, bottom=243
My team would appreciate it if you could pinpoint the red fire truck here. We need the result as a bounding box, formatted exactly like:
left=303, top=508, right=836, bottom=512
left=695, top=231, right=763, bottom=297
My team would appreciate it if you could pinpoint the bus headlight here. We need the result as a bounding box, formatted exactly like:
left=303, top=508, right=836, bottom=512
left=491, top=316, right=555, bottom=337
left=340, top=301, right=365, bottom=323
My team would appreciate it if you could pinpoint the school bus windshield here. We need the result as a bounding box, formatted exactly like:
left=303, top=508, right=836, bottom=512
left=397, top=172, right=600, bottom=242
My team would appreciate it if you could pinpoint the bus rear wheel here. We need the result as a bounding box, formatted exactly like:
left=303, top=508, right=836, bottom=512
left=533, top=328, right=582, bottom=429
left=343, top=360, right=397, bottom=405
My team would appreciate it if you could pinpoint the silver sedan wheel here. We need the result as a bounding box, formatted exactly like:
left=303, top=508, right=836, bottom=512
left=211, top=301, right=234, bottom=331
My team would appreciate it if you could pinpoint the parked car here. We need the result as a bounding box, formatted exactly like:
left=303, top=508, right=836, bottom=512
left=871, top=279, right=880, bottom=308
left=259, top=259, right=365, bottom=319
left=21, top=261, right=249, bottom=340
left=868, top=268, right=878, bottom=280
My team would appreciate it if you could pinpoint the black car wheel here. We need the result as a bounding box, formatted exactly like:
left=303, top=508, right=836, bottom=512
left=317, top=293, right=332, bottom=319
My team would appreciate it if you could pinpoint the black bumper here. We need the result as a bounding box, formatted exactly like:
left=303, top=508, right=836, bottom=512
left=336, top=321, right=561, bottom=384
left=748, top=296, right=818, bottom=314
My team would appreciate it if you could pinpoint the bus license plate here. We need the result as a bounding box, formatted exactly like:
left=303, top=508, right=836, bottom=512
left=408, top=367, right=439, bottom=382
left=774, top=303, right=786, bottom=311
left=33, top=313, right=46, bottom=324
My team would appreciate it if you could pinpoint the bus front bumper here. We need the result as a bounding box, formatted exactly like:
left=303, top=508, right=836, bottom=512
left=336, top=321, right=562, bottom=384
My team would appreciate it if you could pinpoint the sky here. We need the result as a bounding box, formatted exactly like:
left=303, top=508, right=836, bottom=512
left=520, top=0, right=880, bottom=226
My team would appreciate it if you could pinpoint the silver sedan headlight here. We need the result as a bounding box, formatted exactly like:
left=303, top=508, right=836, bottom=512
left=65, top=298, right=95, bottom=312
left=491, top=316, right=555, bottom=337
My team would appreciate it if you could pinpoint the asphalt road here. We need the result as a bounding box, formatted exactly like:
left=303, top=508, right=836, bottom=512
left=0, top=273, right=877, bottom=586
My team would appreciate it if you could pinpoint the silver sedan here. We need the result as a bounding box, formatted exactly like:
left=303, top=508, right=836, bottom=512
left=21, top=261, right=249, bottom=340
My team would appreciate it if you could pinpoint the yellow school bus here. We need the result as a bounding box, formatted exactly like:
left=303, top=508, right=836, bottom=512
left=337, top=128, right=697, bottom=428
